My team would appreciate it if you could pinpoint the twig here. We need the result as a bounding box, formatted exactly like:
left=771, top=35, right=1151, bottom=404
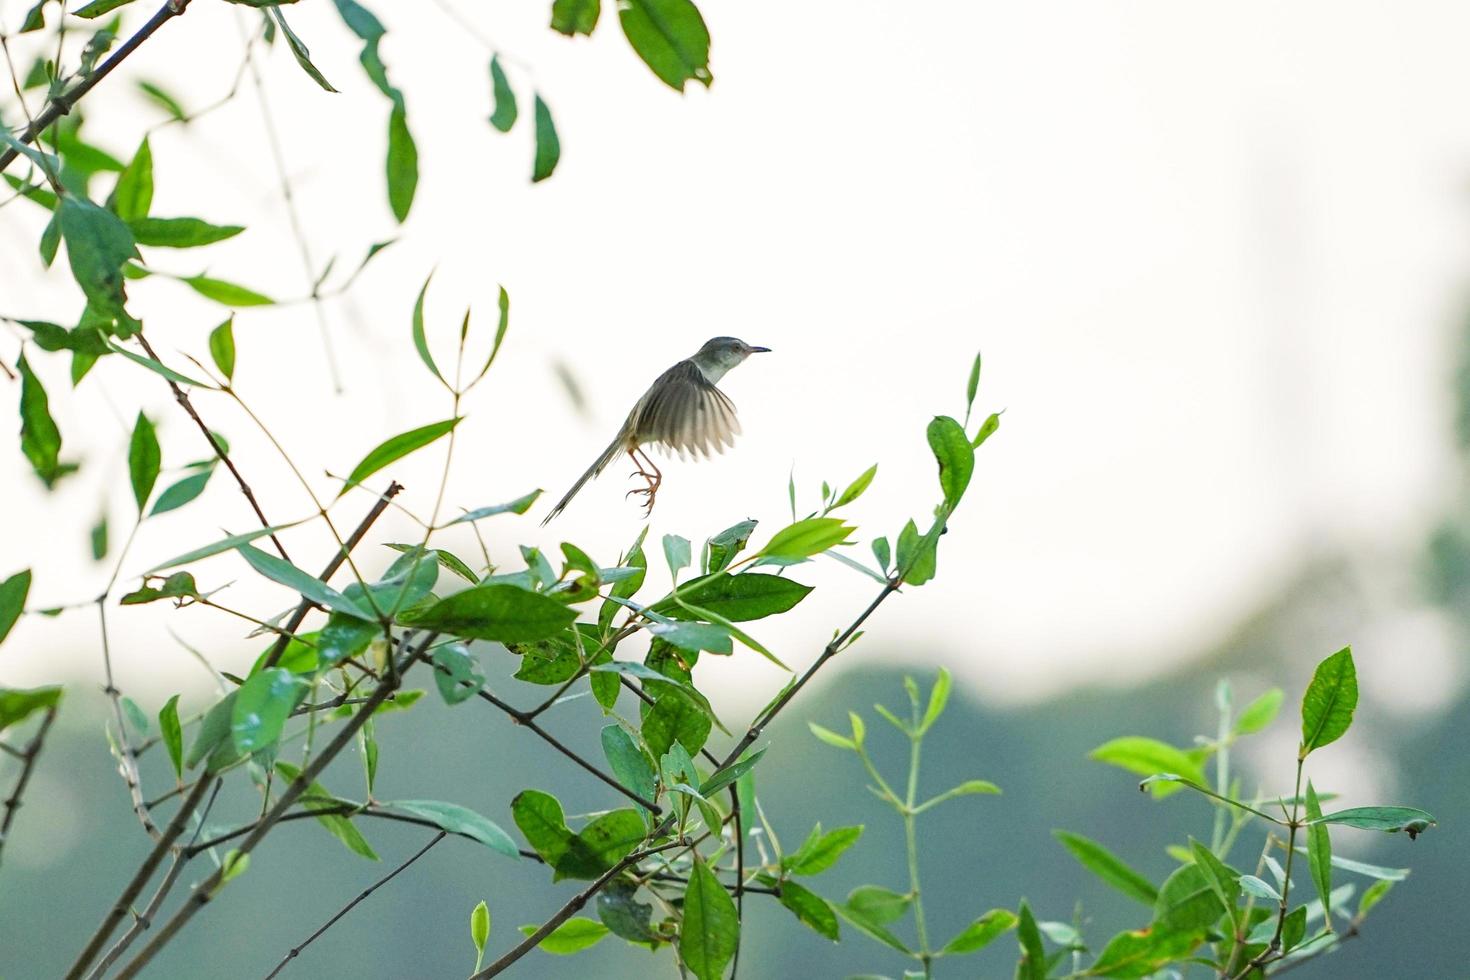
left=65, top=776, right=213, bottom=980
left=264, top=831, right=446, bottom=979
left=470, top=838, right=689, bottom=979
left=134, top=333, right=292, bottom=561
left=718, top=578, right=900, bottom=771
left=259, top=482, right=403, bottom=670
left=84, top=779, right=223, bottom=980
left=0, top=0, right=195, bottom=172
left=112, top=637, right=432, bottom=979
left=0, top=704, right=56, bottom=869
left=99, top=600, right=161, bottom=840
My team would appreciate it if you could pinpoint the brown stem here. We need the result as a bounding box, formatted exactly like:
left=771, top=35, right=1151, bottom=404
left=0, top=2, right=195, bottom=172
left=0, top=704, right=56, bottom=869
left=112, top=639, right=431, bottom=979
left=258, top=482, right=404, bottom=670
left=264, top=832, right=446, bottom=979
left=65, top=775, right=213, bottom=980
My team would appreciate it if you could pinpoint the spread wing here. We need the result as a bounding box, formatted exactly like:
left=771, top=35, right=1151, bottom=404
left=631, top=359, right=741, bottom=459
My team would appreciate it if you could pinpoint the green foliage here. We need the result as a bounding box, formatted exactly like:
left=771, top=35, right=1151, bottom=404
left=1299, top=646, right=1357, bottom=757
left=0, top=570, right=32, bottom=648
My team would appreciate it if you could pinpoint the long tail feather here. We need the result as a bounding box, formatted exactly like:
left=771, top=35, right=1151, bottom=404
left=541, top=436, right=626, bottom=525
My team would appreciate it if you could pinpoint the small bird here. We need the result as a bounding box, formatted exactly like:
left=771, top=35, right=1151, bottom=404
left=542, top=337, right=771, bottom=523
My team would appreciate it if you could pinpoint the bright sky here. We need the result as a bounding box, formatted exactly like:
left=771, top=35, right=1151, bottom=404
left=3, top=1, right=1468, bottom=714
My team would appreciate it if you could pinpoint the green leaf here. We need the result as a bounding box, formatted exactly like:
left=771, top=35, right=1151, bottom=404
left=270, top=7, right=338, bottom=92
left=680, top=855, right=738, bottom=980
left=1238, top=875, right=1281, bottom=902
left=1188, top=837, right=1241, bottom=929
left=339, top=418, right=460, bottom=496
left=431, top=643, right=483, bottom=705
left=779, top=880, right=839, bottom=941
left=532, top=94, right=560, bottom=183
left=919, top=666, right=951, bottom=732
left=137, top=80, right=187, bottom=122
left=698, top=746, right=765, bottom=797
left=1089, top=736, right=1207, bottom=798
left=488, top=55, right=518, bottom=131
left=145, top=523, right=298, bottom=573
left=1014, top=900, right=1046, bottom=980
left=181, top=274, right=274, bottom=306
left=18, top=355, right=67, bottom=489
left=387, top=800, right=519, bottom=857
left=597, top=879, right=658, bottom=944
left=385, top=543, right=478, bottom=582
left=964, top=350, right=982, bottom=422
left=971, top=411, right=1001, bottom=448
left=105, top=339, right=215, bottom=388
left=618, top=0, right=712, bottom=91
left=1151, top=862, right=1225, bottom=933
left=647, top=620, right=731, bottom=655
left=1358, top=880, right=1393, bottom=919
left=643, top=690, right=711, bottom=758
left=409, top=272, right=442, bottom=382
left=120, top=572, right=201, bottom=606
left=1308, top=806, right=1438, bottom=839
left=217, top=849, right=250, bottom=887
left=939, top=908, right=1017, bottom=955
left=73, top=0, right=136, bottom=18
left=808, top=721, right=856, bottom=751
left=1300, top=646, right=1357, bottom=757
left=208, top=316, right=236, bottom=381
left=128, top=217, right=244, bottom=248
left=551, top=0, right=600, bottom=35
left=128, top=411, right=161, bottom=512
left=1052, top=830, right=1158, bottom=906
left=90, top=514, right=109, bottom=560
left=662, top=534, right=692, bottom=581
left=403, top=583, right=577, bottom=642
left=237, top=543, right=371, bottom=619
left=445, top=490, right=543, bottom=525
left=787, top=824, right=863, bottom=876
left=832, top=464, right=877, bottom=509
left=1234, top=687, right=1284, bottom=735
left=231, top=667, right=305, bottom=754
left=1281, top=904, right=1308, bottom=952
left=0, top=570, right=33, bottom=647
left=655, top=572, right=811, bottom=622
left=601, top=724, right=657, bottom=814
left=109, top=138, right=152, bottom=222
left=0, top=686, right=61, bottom=733
left=558, top=809, right=645, bottom=879
left=276, top=761, right=378, bottom=860
left=158, top=694, right=183, bottom=778
left=705, top=519, right=756, bottom=574
left=758, top=517, right=854, bottom=560
left=1087, top=927, right=1198, bottom=977
left=519, top=917, right=609, bottom=954
left=186, top=691, right=237, bottom=770
left=386, top=100, right=418, bottom=223
left=844, top=885, right=911, bottom=926
left=834, top=898, right=910, bottom=953
left=1306, top=782, right=1334, bottom=929
left=59, top=193, right=139, bottom=334
left=470, top=900, right=491, bottom=966
left=511, top=789, right=573, bottom=866
left=927, top=415, right=974, bottom=510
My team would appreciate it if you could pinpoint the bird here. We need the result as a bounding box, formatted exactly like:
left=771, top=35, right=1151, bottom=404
left=542, top=337, right=771, bottom=524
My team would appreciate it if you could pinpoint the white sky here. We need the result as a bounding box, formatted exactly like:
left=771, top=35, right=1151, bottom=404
left=3, top=0, right=1468, bottom=713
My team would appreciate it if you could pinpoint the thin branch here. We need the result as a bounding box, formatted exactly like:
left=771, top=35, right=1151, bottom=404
left=65, top=775, right=213, bottom=980
left=0, top=704, right=56, bottom=868
left=718, top=578, right=900, bottom=771
left=259, top=482, right=403, bottom=670
left=134, top=333, right=292, bottom=561
left=0, top=0, right=194, bottom=173
left=112, top=638, right=432, bottom=979
left=470, top=838, right=689, bottom=979
left=264, top=831, right=446, bottom=980
left=98, top=600, right=161, bottom=840
left=84, top=779, right=223, bottom=980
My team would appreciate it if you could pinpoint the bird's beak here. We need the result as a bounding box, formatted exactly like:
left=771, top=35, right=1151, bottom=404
left=747, top=345, right=771, bottom=353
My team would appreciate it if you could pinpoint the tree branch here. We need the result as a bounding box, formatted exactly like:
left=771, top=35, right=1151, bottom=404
left=264, top=831, right=446, bottom=979
left=0, top=704, right=56, bottom=869
left=0, top=0, right=194, bottom=173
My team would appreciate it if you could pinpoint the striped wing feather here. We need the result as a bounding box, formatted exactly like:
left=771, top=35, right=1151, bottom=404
left=633, top=360, right=740, bottom=459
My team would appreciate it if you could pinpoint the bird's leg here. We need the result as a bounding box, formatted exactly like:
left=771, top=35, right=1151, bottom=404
left=624, top=447, right=663, bottom=517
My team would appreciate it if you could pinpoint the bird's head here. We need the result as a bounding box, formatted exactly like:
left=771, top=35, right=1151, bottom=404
left=692, top=337, right=770, bottom=379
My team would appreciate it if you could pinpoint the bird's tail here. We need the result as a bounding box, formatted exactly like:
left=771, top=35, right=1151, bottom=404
left=541, top=435, right=626, bottom=525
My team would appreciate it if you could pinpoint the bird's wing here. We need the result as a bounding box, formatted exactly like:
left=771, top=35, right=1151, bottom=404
left=633, top=359, right=741, bottom=459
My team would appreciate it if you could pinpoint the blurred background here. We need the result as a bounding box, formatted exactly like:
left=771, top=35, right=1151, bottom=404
left=3, top=0, right=1467, bottom=976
